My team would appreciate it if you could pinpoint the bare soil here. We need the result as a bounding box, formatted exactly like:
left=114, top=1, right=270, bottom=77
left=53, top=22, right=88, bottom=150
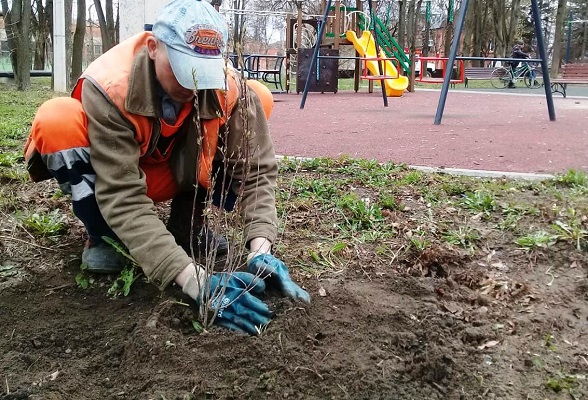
left=1, top=169, right=588, bottom=400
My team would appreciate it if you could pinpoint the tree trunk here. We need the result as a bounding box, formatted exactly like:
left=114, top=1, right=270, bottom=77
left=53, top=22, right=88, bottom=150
left=471, top=0, right=483, bottom=66
left=540, top=0, right=549, bottom=39
left=471, top=0, right=488, bottom=67
left=18, top=0, right=32, bottom=90
left=398, top=0, right=406, bottom=50
left=4, top=0, right=32, bottom=89
left=406, top=0, right=415, bottom=51
left=230, top=0, right=247, bottom=53
left=65, top=0, right=73, bottom=86
left=70, top=0, right=85, bottom=87
left=115, top=2, right=120, bottom=44
left=582, top=22, right=587, bottom=61
left=31, top=0, right=50, bottom=70
left=33, top=41, right=46, bottom=70
left=491, top=0, right=505, bottom=57
left=443, top=0, right=454, bottom=58
left=407, top=0, right=422, bottom=91
left=93, top=0, right=116, bottom=52
left=423, top=0, right=430, bottom=56
left=551, top=0, right=567, bottom=76
left=463, top=0, right=477, bottom=62
left=444, top=22, right=453, bottom=57
left=105, top=0, right=115, bottom=48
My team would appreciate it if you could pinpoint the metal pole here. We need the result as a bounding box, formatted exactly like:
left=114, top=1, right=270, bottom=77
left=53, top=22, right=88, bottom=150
left=368, top=0, right=388, bottom=107
left=433, top=0, right=469, bottom=125
left=53, top=0, right=67, bottom=92
left=531, top=0, right=556, bottom=121
left=300, top=0, right=332, bottom=109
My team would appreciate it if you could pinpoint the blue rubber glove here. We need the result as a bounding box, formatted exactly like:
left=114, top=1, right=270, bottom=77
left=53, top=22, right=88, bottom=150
left=247, top=254, right=311, bottom=304
left=206, top=271, right=272, bottom=335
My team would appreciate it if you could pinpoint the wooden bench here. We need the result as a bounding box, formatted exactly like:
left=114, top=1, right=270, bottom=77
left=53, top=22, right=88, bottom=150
left=551, top=63, right=588, bottom=98
left=463, top=67, right=494, bottom=87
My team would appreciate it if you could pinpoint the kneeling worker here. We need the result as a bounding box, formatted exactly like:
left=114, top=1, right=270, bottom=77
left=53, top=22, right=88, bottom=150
left=24, top=0, right=310, bottom=335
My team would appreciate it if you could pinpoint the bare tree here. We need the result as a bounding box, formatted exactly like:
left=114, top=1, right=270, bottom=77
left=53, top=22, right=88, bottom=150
left=70, top=0, right=85, bottom=87
left=568, top=0, right=587, bottom=60
left=443, top=0, right=457, bottom=57
left=231, top=0, right=248, bottom=53
left=31, top=0, right=51, bottom=70
left=582, top=21, right=588, bottom=59
left=461, top=0, right=492, bottom=65
left=398, top=0, right=406, bottom=49
left=406, top=0, right=423, bottom=90
left=65, top=0, right=73, bottom=84
left=93, top=0, right=117, bottom=52
left=507, top=0, right=521, bottom=50
left=551, top=0, right=567, bottom=75
left=1, top=0, right=32, bottom=90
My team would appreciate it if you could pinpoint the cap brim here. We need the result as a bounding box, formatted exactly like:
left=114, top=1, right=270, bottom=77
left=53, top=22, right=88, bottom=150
left=166, top=45, right=226, bottom=90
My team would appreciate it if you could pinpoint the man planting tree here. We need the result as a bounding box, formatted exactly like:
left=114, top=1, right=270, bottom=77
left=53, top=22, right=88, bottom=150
left=24, top=0, right=310, bottom=335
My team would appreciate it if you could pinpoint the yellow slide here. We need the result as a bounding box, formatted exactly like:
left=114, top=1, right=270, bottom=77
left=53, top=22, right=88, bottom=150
left=346, top=30, right=409, bottom=97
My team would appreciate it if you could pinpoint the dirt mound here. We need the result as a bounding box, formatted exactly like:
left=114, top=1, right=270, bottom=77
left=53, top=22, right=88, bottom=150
left=2, top=240, right=587, bottom=399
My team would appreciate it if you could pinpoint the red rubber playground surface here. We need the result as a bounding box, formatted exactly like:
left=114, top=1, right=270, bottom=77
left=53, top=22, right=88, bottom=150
left=267, top=88, right=588, bottom=174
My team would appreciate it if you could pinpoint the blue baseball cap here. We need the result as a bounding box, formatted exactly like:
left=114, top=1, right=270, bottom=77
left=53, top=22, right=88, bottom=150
left=153, top=0, right=228, bottom=90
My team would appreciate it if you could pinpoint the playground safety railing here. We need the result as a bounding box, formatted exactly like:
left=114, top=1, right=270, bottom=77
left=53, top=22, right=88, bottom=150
left=414, top=57, right=465, bottom=84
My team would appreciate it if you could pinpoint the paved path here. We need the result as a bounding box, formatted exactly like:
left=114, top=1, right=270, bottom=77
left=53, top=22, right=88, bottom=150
left=268, top=88, right=588, bottom=174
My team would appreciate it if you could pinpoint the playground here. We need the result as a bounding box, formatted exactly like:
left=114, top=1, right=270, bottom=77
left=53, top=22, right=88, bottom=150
left=269, top=87, right=588, bottom=175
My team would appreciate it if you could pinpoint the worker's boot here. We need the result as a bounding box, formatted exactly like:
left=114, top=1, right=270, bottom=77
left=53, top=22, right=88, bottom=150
left=81, top=239, right=128, bottom=274
left=166, top=191, right=229, bottom=258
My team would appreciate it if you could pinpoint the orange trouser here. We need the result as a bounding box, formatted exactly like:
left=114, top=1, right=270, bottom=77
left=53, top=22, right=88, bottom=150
left=27, top=97, right=181, bottom=243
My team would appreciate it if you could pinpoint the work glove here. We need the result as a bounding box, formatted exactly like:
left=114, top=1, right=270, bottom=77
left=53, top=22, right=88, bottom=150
left=247, top=254, right=311, bottom=304
left=183, top=271, right=272, bottom=335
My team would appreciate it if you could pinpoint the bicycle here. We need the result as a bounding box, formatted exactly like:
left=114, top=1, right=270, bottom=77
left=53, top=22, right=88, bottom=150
left=490, top=61, right=542, bottom=89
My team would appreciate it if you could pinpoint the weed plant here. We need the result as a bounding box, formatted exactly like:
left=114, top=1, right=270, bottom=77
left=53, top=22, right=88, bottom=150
left=16, top=210, right=68, bottom=237
left=515, top=230, right=557, bottom=250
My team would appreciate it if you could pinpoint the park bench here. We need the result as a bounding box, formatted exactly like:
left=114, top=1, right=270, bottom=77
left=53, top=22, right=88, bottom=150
left=463, top=67, right=494, bottom=87
left=550, top=63, right=588, bottom=98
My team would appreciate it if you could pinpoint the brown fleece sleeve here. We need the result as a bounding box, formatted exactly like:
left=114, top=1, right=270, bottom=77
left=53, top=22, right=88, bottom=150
left=81, top=80, right=192, bottom=289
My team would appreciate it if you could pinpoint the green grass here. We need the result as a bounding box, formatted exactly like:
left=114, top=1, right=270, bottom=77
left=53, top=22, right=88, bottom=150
left=0, top=80, right=56, bottom=181
left=442, top=226, right=480, bottom=251
left=555, top=169, right=588, bottom=188
left=0, top=151, right=21, bottom=167
left=460, top=191, right=497, bottom=214
left=275, top=159, right=588, bottom=276
left=0, top=81, right=55, bottom=148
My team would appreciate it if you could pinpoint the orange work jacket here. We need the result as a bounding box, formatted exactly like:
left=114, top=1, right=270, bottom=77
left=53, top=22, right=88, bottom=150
left=71, top=31, right=239, bottom=189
